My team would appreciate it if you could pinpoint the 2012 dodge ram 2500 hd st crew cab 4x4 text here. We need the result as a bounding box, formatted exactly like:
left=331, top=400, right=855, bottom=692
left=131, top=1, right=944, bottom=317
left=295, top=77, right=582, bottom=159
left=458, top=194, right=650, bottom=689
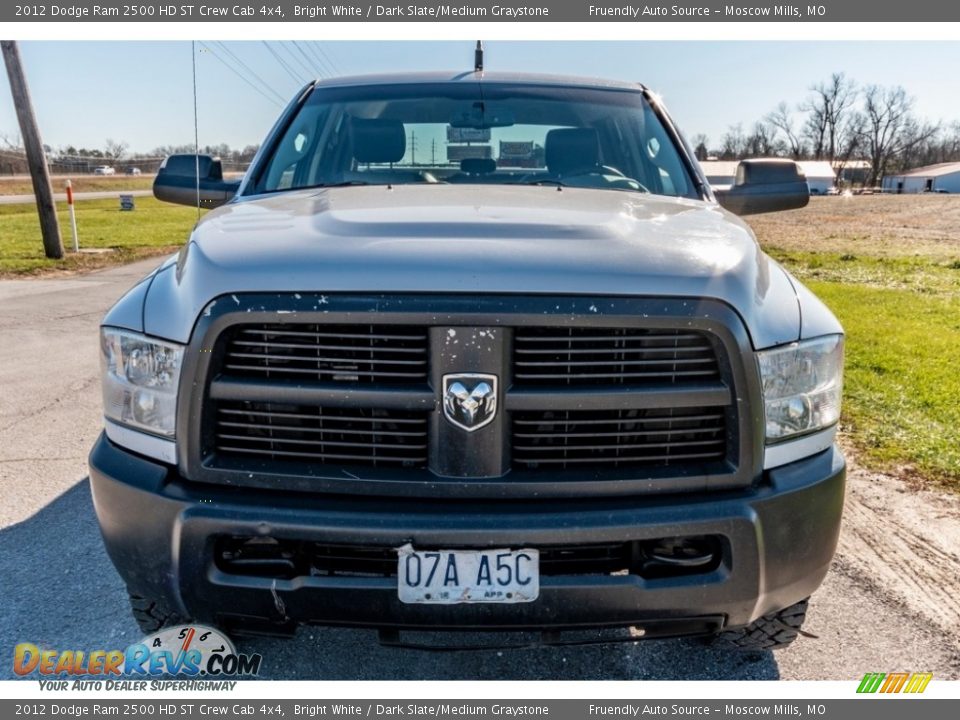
left=89, top=69, right=845, bottom=652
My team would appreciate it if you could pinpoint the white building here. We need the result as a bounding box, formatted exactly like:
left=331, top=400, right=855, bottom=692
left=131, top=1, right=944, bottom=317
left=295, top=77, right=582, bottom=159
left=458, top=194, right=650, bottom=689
left=834, top=159, right=872, bottom=186
left=882, top=162, right=960, bottom=194
left=698, top=159, right=836, bottom=194
left=697, top=160, right=739, bottom=191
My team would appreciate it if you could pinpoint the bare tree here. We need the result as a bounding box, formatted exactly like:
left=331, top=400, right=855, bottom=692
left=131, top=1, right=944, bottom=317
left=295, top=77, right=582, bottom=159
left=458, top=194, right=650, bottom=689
left=860, top=84, right=939, bottom=185
left=802, top=73, right=859, bottom=162
left=1, top=132, right=24, bottom=150
left=104, top=138, right=129, bottom=162
left=766, top=102, right=804, bottom=159
left=720, top=123, right=746, bottom=160
left=691, top=133, right=710, bottom=161
left=743, top=121, right=782, bottom=157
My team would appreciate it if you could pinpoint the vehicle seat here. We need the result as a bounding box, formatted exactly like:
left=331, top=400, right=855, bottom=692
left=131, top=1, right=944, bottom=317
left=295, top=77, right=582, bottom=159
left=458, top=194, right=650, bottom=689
left=344, top=117, right=433, bottom=184
left=545, top=128, right=603, bottom=177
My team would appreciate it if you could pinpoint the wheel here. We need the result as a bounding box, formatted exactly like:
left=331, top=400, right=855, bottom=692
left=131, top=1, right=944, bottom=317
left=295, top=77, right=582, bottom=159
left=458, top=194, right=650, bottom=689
left=710, top=598, right=811, bottom=651
left=128, top=592, right=187, bottom=634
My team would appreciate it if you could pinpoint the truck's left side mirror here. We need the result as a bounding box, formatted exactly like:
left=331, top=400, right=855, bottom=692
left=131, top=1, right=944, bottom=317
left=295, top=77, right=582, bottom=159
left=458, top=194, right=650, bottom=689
left=152, top=154, right=240, bottom=209
left=714, top=159, right=809, bottom=216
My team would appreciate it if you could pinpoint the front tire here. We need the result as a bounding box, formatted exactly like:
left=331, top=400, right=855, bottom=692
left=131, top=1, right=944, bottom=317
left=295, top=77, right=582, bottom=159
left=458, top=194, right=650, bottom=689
left=128, top=592, right=187, bottom=634
left=710, top=598, right=810, bottom=651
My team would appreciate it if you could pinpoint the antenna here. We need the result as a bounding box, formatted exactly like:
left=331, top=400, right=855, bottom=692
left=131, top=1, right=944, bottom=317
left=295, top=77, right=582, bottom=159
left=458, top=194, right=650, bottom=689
left=474, top=41, right=483, bottom=73
left=191, top=40, right=200, bottom=218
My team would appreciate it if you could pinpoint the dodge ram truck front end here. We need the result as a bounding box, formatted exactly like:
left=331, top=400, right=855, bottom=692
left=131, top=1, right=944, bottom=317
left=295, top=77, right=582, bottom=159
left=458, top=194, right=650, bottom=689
left=89, top=71, right=845, bottom=651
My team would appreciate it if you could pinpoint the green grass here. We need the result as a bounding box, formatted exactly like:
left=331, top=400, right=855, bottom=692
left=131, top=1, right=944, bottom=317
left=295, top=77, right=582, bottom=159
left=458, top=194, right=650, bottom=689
left=768, top=248, right=960, bottom=297
left=750, top=199, right=960, bottom=488
left=805, top=281, right=960, bottom=487
left=0, top=198, right=198, bottom=275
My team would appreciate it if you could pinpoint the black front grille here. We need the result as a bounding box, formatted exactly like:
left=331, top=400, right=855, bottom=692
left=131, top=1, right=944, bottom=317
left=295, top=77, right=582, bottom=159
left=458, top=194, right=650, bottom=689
left=213, top=401, right=429, bottom=469
left=215, top=537, right=722, bottom=580
left=216, top=540, right=635, bottom=578
left=193, top=296, right=746, bottom=496
left=512, top=407, right=727, bottom=470
left=222, top=324, right=428, bottom=384
left=513, top=327, right=719, bottom=386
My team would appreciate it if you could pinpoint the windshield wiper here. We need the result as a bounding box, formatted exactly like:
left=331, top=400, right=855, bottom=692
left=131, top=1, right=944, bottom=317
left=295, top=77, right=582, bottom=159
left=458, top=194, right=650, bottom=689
left=507, top=179, right=565, bottom=187
left=505, top=179, right=649, bottom=194
left=305, top=180, right=373, bottom=189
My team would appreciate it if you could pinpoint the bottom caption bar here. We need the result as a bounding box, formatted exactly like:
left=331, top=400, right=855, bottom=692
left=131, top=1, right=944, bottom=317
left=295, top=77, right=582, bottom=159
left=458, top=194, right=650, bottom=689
left=3, top=701, right=956, bottom=720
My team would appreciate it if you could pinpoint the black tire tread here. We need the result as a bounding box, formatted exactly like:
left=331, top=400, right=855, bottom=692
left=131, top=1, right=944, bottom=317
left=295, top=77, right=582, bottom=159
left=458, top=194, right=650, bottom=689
left=129, top=593, right=186, bottom=634
left=711, top=598, right=809, bottom=651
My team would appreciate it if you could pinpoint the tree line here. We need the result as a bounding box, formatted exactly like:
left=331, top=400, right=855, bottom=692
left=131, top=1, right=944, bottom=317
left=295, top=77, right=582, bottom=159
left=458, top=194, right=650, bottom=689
left=690, top=73, right=960, bottom=186
left=0, top=136, right=260, bottom=175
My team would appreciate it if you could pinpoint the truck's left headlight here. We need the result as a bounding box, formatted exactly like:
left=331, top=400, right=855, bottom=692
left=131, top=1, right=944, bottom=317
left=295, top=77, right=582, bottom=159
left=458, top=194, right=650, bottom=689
left=100, top=328, right=184, bottom=437
left=758, top=334, right=844, bottom=442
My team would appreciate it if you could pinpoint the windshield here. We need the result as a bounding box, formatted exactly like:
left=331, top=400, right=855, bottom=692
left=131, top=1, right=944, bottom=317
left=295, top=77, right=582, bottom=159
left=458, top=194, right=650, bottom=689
left=253, top=82, right=699, bottom=199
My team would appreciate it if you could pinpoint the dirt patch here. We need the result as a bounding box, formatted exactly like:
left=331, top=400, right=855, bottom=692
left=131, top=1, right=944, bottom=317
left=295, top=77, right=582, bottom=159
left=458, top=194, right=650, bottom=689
left=748, top=195, right=960, bottom=260
left=836, top=447, right=960, bottom=639
left=0, top=246, right=178, bottom=280
left=0, top=175, right=156, bottom=195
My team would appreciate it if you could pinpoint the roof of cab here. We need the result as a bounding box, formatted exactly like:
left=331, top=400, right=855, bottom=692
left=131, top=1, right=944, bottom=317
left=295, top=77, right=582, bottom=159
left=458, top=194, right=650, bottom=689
left=312, top=71, right=646, bottom=92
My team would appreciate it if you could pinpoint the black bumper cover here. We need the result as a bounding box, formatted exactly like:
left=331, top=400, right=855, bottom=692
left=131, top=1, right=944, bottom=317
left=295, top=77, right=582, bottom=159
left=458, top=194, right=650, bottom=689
left=89, top=433, right=845, bottom=637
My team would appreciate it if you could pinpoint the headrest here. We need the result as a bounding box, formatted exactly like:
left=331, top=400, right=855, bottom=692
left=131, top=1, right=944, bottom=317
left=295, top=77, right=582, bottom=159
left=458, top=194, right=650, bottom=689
left=351, top=117, right=405, bottom=164
left=545, top=128, right=601, bottom=176
left=460, top=158, right=497, bottom=175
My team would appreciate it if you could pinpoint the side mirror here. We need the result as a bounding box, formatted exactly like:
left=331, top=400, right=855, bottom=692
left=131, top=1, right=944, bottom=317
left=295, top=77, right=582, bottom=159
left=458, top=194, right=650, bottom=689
left=714, top=159, right=810, bottom=216
left=152, top=154, right=240, bottom=209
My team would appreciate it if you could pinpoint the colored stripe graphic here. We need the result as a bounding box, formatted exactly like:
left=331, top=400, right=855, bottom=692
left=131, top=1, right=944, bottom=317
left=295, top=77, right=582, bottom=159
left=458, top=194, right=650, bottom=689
left=881, top=672, right=910, bottom=693
left=904, top=673, right=933, bottom=694
left=857, top=673, right=885, bottom=693
left=857, top=672, right=932, bottom=694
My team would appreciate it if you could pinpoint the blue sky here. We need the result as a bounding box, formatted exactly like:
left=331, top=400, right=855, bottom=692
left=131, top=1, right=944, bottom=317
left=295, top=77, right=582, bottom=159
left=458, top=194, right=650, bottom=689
left=3, top=41, right=960, bottom=154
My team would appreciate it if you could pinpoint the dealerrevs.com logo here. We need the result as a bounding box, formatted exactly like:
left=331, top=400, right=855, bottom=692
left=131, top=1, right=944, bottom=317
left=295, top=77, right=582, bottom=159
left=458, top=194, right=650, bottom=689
left=13, top=625, right=262, bottom=682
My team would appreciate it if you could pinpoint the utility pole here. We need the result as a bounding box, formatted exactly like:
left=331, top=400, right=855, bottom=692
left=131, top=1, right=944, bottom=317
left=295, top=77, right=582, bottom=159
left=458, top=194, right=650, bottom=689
left=431, top=138, right=436, bottom=166
left=2, top=41, right=63, bottom=259
left=409, top=131, right=417, bottom=166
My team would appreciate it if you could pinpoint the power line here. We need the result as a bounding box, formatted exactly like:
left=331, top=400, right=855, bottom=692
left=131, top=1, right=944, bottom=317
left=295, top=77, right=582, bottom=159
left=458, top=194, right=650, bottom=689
left=301, top=43, right=329, bottom=77
left=263, top=41, right=309, bottom=86
left=285, top=42, right=319, bottom=80
left=200, top=42, right=285, bottom=108
left=317, top=43, right=343, bottom=75
left=212, top=41, right=287, bottom=105
left=291, top=41, right=324, bottom=79
left=308, top=42, right=341, bottom=78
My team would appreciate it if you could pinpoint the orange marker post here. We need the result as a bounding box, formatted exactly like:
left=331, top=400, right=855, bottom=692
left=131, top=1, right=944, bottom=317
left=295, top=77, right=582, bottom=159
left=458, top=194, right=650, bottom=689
left=65, top=179, right=79, bottom=252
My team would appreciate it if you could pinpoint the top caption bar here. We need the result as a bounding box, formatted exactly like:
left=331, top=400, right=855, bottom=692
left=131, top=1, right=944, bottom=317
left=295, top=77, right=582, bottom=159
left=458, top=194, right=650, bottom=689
left=4, top=1, right=959, bottom=22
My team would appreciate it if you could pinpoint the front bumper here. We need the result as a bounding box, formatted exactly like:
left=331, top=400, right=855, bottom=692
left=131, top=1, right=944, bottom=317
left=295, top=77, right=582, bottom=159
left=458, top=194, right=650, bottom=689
left=89, top=433, right=845, bottom=638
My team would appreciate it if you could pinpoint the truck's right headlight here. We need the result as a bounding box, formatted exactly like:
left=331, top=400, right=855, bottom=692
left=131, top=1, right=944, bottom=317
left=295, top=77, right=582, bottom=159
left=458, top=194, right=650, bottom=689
left=100, top=327, right=184, bottom=437
left=757, top=334, right=844, bottom=442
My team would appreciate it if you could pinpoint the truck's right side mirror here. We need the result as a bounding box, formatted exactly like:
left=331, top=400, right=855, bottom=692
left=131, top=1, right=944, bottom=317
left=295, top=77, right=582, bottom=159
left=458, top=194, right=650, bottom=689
left=153, top=153, right=240, bottom=209
left=714, top=159, right=810, bottom=216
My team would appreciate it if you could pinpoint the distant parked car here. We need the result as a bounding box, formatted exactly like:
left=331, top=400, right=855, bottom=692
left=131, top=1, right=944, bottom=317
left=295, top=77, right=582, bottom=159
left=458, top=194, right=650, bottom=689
left=124, top=167, right=142, bottom=176
left=93, top=166, right=116, bottom=175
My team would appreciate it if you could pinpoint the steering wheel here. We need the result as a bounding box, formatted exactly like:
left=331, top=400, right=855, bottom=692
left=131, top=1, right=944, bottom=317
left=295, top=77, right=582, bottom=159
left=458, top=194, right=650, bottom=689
left=560, top=166, right=649, bottom=193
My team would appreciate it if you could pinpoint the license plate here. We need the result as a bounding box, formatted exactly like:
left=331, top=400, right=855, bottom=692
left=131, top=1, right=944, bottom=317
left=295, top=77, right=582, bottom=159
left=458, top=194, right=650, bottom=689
left=397, top=545, right=539, bottom=604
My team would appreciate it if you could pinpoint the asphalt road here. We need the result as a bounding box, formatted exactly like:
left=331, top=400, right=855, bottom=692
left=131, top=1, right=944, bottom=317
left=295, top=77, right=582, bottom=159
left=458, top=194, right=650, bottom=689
left=1, top=259, right=958, bottom=681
